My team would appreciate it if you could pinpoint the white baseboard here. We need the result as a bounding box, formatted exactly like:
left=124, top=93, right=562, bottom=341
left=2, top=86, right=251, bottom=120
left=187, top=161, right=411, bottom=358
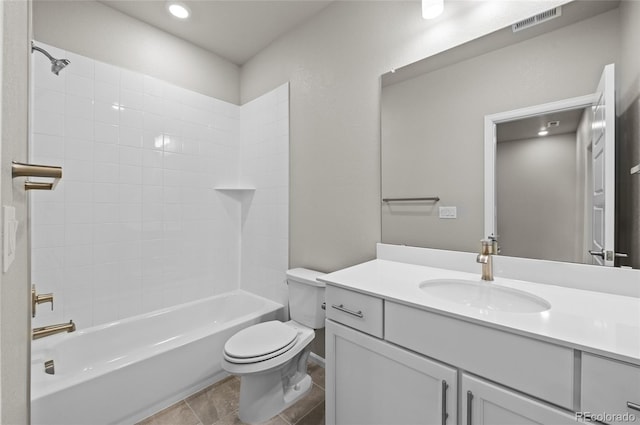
left=309, top=352, right=325, bottom=367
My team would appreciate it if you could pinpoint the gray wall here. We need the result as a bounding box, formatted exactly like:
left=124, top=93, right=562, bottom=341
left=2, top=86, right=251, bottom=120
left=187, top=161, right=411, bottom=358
left=496, top=133, right=578, bottom=262
left=1, top=0, right=32, bottom=422
left=381, top=9, right=619, bottom=253
left=240, top=0, right=567, bottom=272
left=33, top=0, right=240, bottom=104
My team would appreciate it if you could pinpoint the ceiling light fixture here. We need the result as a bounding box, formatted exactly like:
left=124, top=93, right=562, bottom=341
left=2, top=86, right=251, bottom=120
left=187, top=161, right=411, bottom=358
left=422, top=0, right=444, bottom=19
left=167, top=2, right=190, bottom=19
left=538, top=130, right=549, bottom=136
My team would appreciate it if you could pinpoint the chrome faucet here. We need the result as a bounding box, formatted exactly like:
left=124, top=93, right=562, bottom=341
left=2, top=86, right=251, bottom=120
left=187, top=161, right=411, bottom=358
left=32, top=320, right=76, bottom=340
left=476, top=238, right=498, bottom=281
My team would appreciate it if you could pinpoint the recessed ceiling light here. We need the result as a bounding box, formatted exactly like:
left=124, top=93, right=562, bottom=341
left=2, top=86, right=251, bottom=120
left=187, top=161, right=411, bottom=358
left=167, top=2, right=190, bottom=19
left=538, top=130, right=549, bottom=136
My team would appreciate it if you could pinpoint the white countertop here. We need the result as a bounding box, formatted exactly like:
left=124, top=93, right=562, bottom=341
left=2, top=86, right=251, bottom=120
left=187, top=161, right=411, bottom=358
left=320, top=259, right=640, bottom=365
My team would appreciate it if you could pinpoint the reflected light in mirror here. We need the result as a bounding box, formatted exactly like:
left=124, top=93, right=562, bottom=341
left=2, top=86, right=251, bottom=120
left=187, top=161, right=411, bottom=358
left=167, top=2, right=190, bottom=19
left=422, top=0, right=444, bottom=19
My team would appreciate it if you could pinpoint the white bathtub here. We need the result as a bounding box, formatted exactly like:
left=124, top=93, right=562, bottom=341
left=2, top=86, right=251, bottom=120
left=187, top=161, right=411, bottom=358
left=31, top=290, right=284, bottom=425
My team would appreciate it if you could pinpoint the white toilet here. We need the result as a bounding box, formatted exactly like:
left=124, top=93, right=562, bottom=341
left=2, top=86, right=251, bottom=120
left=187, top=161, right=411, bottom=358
left=222, top=268, right=326, bottom=424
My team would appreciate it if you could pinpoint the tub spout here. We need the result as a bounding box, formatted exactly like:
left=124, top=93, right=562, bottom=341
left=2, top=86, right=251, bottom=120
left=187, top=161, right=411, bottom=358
left=33, top=320, right=75, bottom=340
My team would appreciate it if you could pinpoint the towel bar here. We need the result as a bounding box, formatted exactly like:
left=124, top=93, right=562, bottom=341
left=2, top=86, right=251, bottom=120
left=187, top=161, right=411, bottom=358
left=11, top=162, right=62, bottom=191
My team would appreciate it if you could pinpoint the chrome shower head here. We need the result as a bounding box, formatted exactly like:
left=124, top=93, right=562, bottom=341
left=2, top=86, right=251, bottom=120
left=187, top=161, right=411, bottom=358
left=51, top=59, right=70, bottom=76
left=31, top=41, right=70, bottom=76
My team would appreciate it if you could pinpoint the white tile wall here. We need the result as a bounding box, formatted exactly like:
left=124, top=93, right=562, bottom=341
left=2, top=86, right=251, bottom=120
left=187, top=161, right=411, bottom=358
left=30, top=44, right=287, bottom=329
left=239, top=83, right=290, bottom=308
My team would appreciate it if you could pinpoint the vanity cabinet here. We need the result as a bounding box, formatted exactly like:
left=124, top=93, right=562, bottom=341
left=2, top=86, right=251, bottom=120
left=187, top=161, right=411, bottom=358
left=325, top=285, right=577, bottom=425
left=325, top=282, right=640, bottom=425
left=581, top=353, right=640, bottom=425
left=326, top=320, right=457, bottom=425
left=462, top=374, right=576, bottom=425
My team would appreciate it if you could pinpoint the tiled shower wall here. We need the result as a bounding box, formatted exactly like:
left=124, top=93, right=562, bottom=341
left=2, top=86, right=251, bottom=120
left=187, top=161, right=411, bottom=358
left=30, top=43, right=288, bottom=328
left=240, top=85, right=289, bottom=307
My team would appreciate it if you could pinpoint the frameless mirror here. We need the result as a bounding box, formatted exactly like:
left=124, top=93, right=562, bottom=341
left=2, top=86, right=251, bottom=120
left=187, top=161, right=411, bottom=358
left=381, top=0, right=639, bottom=268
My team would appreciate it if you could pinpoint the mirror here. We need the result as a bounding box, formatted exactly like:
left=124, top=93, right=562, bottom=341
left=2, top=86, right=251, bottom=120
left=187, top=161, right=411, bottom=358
left=381, top=0, right=639, bottom=268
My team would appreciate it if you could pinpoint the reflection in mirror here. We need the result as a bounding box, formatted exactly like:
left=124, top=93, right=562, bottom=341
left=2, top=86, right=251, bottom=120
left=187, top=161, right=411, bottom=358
left=495, top=106, right=592, bottom=264
left=381, top=0, right=640, bottom=268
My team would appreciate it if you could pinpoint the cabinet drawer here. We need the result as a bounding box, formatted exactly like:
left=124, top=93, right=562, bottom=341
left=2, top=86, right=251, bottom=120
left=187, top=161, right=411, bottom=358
left=385, top=301, right=574, bottom=409
left=582, top=353, right=640, bottom=424
left=325, top=285, right=383, bottom=338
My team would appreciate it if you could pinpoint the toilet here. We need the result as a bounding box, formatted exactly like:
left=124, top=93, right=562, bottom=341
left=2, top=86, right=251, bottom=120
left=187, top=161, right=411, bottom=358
left=222, top=268, right=326, bottom=424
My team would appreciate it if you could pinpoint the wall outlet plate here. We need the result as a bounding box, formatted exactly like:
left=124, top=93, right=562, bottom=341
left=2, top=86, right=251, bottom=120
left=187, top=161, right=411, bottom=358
left=439, top=206, right=457, bottom=219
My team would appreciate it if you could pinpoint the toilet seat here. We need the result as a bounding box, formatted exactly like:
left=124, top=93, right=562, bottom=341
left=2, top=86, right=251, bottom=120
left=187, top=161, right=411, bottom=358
left=224, top=321, right=298, bottom=364
left=222, top=320, right=315, bottom=376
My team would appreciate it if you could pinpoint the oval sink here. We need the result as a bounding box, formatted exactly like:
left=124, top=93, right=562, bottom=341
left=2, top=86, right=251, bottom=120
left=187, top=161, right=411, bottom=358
left=419, top=279, right=551, bottom=313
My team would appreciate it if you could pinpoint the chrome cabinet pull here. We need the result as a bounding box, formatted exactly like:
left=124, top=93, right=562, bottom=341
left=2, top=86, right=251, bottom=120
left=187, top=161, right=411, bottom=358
left=331, top=304, right=363, bottom=318
left=441, top=380, right=449, bottom=425
left=628, top=401, right=640, bottom=412
left=466, top=391, right=473, bottom=425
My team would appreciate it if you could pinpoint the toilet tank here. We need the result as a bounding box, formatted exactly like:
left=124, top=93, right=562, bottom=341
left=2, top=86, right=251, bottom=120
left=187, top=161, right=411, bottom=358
left=286, top=268, right=326, bottom=329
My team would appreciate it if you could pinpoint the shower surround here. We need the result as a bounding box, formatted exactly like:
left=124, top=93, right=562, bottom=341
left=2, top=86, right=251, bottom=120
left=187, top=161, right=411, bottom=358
left=30, top=42, right=289, bottom=329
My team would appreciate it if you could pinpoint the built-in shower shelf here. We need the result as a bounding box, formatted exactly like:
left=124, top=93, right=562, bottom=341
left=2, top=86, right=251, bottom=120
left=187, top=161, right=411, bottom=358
left=215, top=187, right=256, bottom=204
left=214, top=187, right=256, bottom=191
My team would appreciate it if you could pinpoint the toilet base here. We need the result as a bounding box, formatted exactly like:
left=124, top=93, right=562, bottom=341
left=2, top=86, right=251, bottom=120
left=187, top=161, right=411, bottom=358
left=238, top=373, right=312, bottom=424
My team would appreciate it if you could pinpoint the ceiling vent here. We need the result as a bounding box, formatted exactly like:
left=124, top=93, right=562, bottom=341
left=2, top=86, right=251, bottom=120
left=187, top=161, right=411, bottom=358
left=512, top=7, right=562, bottom=33
left=547, top=121, right=560, bottom=128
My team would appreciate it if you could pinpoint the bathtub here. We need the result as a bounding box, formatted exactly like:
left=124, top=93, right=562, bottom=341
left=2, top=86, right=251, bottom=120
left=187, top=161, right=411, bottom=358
left=31, top=290, right=284, bottom=425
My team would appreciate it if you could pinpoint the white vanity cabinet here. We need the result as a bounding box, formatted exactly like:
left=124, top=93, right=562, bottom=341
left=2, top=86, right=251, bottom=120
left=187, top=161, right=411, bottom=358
left=326, top=320, right=457, bottom=425
left=322, top=248, right=640, bottom=425
left=325, top=284, right=577, bottom=425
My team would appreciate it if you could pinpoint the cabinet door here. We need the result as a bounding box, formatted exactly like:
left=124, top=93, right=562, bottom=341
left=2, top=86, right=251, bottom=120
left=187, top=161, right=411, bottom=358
left=462, top=374, right=576, bottom=425
left=582, top=353, right=640, bottom=425
left=326, top=320, right=457, bottom=425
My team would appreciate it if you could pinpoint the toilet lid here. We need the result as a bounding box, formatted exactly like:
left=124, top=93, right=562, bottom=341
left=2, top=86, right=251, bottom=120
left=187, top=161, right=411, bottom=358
left=224, top=321, right=298, bottom=362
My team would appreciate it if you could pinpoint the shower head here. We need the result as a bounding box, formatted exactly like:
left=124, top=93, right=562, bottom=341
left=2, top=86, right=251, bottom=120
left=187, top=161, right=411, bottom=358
left=31, top=41, right=70, bottom=76
left=50, top=58, right=70, bottom=76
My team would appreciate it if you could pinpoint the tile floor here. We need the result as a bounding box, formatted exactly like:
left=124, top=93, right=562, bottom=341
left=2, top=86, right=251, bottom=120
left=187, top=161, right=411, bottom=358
left=136, top=362, right=325, bottom=425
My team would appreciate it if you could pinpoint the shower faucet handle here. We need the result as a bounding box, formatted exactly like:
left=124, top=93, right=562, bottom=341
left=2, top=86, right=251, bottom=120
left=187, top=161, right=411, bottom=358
left=31, top=285, right=54, bottom=318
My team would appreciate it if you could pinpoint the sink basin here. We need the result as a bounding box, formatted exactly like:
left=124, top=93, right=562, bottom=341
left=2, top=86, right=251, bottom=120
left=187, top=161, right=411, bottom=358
left=419, top=279, right=551, bottom=313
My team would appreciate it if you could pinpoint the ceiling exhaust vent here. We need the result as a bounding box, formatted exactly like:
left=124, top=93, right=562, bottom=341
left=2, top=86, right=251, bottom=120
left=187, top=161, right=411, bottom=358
left=547, top=121, right=560, bottom=128
left=512, top=6, right=562, bottom=33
